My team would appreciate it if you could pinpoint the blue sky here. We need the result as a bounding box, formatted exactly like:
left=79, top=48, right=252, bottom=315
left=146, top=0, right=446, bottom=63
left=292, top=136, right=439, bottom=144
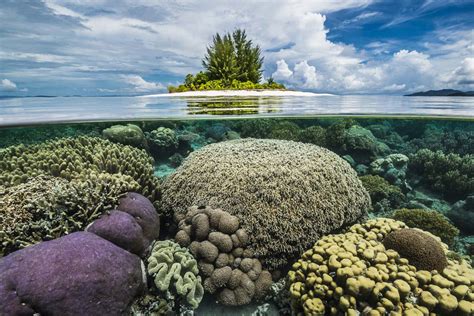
left=0, top=0, right=473, bottom=96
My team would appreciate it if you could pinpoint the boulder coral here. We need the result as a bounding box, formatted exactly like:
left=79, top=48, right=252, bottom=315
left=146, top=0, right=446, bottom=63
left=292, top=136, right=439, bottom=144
left=162, top=139, right=371, bottom=270
left=102, top=123, right=147, bottom=148
left=0, top=173, right=140, bottom=256
left=145, top=127, right=179, bottom=158
left=147, top=240, right=204, bottom=309
left=0, top=136, right=161, bottom=203
left=289, top=218, right=474, bottom=315
left=370, top=153, right=409, bottom=188
left=0, top=193, right=160, bottom=315
left=174, top=205, right=273, bottom=306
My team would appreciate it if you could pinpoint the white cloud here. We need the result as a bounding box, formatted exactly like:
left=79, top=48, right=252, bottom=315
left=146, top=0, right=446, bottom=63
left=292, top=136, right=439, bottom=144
left=121, top=75, right=165, bottom=92
left=1, top=79, right=18, bottom=91
left=272, top=60, right=293, bottom=80
left=450, top=57, right=474, bottom=85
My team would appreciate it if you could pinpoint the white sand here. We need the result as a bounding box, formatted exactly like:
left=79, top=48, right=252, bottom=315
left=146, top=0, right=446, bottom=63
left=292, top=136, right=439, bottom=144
left=141, top=89, right=333, bottom=97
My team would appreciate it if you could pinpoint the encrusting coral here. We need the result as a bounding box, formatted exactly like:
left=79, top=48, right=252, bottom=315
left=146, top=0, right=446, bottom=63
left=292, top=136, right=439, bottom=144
left=174, top=205, right=273, bottom=306
left=0, top=173, right=140, bottom=256
left=289, top=218, right=474, bottom=315
left=0, top=136, right=160, bottom=203
left=147, top=240, right=204, bottom=309
left=391, top=208, right=459, bottom=247
left=161, top=138, right=371, bottom=270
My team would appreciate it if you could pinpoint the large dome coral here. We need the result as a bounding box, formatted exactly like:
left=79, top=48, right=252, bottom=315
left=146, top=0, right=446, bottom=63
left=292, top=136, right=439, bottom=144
left=161, top=138, right=371, bottom=270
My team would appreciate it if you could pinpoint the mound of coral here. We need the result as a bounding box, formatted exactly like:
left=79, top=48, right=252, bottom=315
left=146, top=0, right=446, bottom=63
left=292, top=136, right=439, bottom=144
left=102, top=124, right=147, bottom=148
left=174, top=205, right=273, bottom=306
left=0, top=136, right=160, bottom=203
left=0, top=192, right=159, bottom=315
left=359, top=175, right=405, bottom=214
left=161, top=138, right=371, bottom=270
left=147, top=240, right=204, bottom=309
left=289, top=218, right=474, bottom=315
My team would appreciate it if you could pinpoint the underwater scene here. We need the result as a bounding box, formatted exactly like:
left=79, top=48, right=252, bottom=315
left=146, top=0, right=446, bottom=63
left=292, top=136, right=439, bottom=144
left=0, top=116, right=473, bottom=315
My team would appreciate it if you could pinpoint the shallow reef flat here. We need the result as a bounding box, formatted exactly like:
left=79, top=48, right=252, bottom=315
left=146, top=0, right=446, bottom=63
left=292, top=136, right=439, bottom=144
left=0, top=116, right=473, bottom=315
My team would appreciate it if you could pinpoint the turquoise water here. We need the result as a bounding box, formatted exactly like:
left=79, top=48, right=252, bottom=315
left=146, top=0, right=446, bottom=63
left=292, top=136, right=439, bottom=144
left=0, top=95, right=473, bottom=126
left=0, top=100, right=473, bottom=315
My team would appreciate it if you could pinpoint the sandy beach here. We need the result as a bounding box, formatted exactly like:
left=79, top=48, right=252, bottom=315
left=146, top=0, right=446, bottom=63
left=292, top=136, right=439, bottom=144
left=141, top=90, right=334, bottom=97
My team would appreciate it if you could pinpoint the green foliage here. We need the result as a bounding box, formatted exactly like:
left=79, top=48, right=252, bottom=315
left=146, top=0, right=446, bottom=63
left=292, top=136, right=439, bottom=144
left=359, top=175, right=405, bottom=213
left=409, top=149, right=474, bottom=201
left=391, top=208, right=459, bottom=247
left=168, top=78, right=285, bottom=93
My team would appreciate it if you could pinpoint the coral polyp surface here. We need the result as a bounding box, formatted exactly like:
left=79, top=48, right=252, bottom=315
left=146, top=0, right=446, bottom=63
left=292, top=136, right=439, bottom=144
left=162, top=138, right=371, bottom=270
left=289, top=218, right=474, bottom=315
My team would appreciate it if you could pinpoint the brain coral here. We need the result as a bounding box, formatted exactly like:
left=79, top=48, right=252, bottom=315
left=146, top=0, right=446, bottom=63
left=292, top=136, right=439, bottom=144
left=0, top=136, right=160, bottom=203
left=161, top=138, right=371, bottom=270
left=289, top=218, right=474, bottom=315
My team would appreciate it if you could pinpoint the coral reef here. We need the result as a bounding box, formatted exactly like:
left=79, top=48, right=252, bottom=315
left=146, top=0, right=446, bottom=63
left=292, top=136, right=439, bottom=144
left=343, top=125, right=390, bottom=163
left=0, top=173, right=140, bottom=256
left=409, top=149, right=473, bottom=201
left=370, top=153, right=409, bottom=188
left=298, top=125, right=327, bottom=147
left=102, top=124, right=147, bottom=148
left=0, top=136, right=160, bottom=203
left=174, top=205, right=273, bottom=306
left=147, top=240, right=204, bottom=309
left=359, top=175, right=405, bottom=214
left=383, top=228, right=448, bottom=272
left=289, top=218, right=474, bottom=315
left=392, top=208, right=459, bottom=247
left=269, top=121, right=301, bottom=141
left=161, top=138, right=370, bottom=270
left=145, top=127, right=178, bottom=149
left=0, top=193, right=160, bottom=315
left=448, top=195, right=474, bottom=235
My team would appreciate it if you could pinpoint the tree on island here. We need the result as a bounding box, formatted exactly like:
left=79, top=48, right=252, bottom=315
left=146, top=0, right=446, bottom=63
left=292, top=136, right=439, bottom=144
left=168, top=29, right=285, bottom=92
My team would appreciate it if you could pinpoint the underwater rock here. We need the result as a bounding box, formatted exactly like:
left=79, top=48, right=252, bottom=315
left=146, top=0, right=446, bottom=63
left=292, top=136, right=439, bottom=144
left=0, top=232, right=146, bottom=316
left=405, top=190, right=452, bottom=213
left=448, top=195, right=474, bottom=235
left=175, top=206, right=273, bottom=306
left=288, top=218, right=474, bottom=315
left=147, top=240, right=204, bottom=309
left=102, top=124, right=147, bottom=148
left=162, top=139, right=370, bottom=270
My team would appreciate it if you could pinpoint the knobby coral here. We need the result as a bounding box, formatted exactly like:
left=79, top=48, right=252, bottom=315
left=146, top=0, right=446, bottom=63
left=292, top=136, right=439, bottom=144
left=359, top=175, right=405, bottom=213
left=174, top=205, right=273, bottom=306
left=289, top=218, right=474, bottom=315
left=102, top=124, right=147, bottom=148
left=161, top=138, right=371, bottom=270
left=147, top=240, right=204, bottom=309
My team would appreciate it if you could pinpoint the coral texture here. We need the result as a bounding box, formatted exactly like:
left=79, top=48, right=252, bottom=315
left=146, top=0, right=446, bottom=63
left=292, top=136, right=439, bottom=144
left=359, top=175, right=405, bottom=213
left=392, top=208, right=459, bottom=247
left=162, top=138, right=370, bottom=269
left=289, top=218, right=474, bottom=315
left=147, top=240, right=204, bottom=309
left=0, top=136, right=160, bottom=203
left=0, top=232, right=146, bottom=315
left=174, top=205, right=273, bottom=306
left=370, top=153, right=409, bottom=187
left=0, top=174, right=140, bottom=256
left=102, top=124, right=147, bottom=148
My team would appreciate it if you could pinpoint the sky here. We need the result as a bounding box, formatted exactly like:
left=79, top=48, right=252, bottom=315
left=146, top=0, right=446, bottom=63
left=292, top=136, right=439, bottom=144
left=0, top=0, right=473, bottom=96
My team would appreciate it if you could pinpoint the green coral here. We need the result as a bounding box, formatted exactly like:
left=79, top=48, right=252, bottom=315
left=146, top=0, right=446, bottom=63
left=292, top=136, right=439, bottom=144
left=147, top=240, right=204, bottom=309
left=102, top=124, right=147, bottom=148
left=145, top=127, right=179, bottom=149
left=409, top=149, right=474, bottom=201
left=288, top=218, right=474, bottom=315
left=0, top=173, right=139, bottom=256
left=298, top=125, right=327, bottom=147
left=0, top=136, right=160, bottom=203
left=359, top=175, right=405, bottom=213
left=392, top=208, right=459, bottom=247
left=269, top=121, right=301, bottom=141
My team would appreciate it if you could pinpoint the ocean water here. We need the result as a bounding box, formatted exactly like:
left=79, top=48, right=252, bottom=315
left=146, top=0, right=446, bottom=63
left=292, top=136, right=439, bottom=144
left=0, top=97, right=473, bottom=315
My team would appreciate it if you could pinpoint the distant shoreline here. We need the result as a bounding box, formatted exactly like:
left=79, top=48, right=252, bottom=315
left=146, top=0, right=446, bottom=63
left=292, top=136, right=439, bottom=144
left=141, top=89, right=334, bottom=97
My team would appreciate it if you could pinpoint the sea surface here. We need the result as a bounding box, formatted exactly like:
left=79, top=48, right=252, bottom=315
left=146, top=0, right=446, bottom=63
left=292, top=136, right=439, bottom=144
left=0, top=94, right=473, bottom=126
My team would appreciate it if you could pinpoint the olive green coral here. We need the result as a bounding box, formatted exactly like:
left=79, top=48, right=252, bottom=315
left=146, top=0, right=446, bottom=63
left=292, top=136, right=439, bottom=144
left=147, top=240, right=204, bottom=309
left=289, top=218, right=474, bottom=315
left=359, top=175, right=405, bottom=213
left=0, top=136, right=160, bottom=203
left=392, top=208, right=459, bottom=247
left=0, top=173, right=139, bottom=256
left=161, top=138, right=370, bottom=270
left=102, top=124, right=147, bottom=148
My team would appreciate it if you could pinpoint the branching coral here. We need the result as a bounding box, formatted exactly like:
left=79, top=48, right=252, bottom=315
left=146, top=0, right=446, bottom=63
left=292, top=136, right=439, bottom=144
left=0, top=136, right=160, bottom=203
left=162, top=138, right=370, bottom=270
left=174, top=205, right=273, bottom=306
left=289, top=218, right=474, bottom=315
left=392, top=208, right=459, bottom=247
left=409, top=149, right=474, bottom=201
left=147, top=240, right=204, bottom=309
left=0, top=174, right=140, bottom=256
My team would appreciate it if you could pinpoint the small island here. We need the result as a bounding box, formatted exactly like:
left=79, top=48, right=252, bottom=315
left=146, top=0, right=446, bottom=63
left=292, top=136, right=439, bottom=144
left=405, top=89, right=474, bottom=97
left=168, top=29, right=286, bottom=94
